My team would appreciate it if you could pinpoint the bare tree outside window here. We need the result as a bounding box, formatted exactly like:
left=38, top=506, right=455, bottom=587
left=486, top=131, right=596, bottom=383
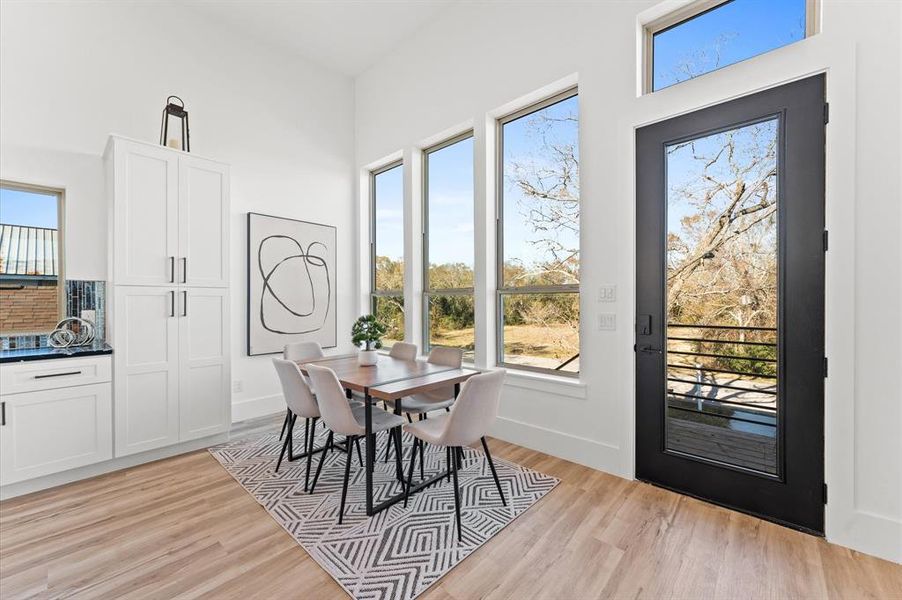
left=499, top=91, right=580, bottom=375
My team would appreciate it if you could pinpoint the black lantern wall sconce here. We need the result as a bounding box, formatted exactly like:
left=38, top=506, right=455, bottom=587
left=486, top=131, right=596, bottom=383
left=159, top=95, right=190, bottom=152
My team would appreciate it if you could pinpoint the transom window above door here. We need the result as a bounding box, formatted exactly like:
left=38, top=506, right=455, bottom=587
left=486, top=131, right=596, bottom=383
left=646, top=0, right=818, bottom=92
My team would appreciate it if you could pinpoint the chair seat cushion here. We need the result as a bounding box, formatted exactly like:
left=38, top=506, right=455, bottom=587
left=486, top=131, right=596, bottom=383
left=387, top=395, right=454, bottom=413
left=403, top=413, right=452, bottom=445
left=351, top=405, right=406, bottom=433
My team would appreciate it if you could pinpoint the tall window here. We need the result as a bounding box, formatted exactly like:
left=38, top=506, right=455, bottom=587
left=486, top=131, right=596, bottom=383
left=423, top=133, right=474, bottom=361
left=648, top=0, right=814, bottom=92
left=497, top=90, right=579, bottom=375
left=370, top=162, right=404, bottom=347
left=0, top=181, right=64, bottom=335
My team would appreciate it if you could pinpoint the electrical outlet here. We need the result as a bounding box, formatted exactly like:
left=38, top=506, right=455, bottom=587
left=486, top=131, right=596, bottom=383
left=597, top=313, right=616, bottom=331
left=80, top=309, right=96, bottom=324
left=232, top=380, right=243, bottom=393
left=597, top=285, right=617, bottom=303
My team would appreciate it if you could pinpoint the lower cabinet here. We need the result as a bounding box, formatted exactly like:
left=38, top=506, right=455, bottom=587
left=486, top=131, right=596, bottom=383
left=178, top=287, right=230, bottom=441
left=0, top=382, right=112, bottom=486
left=114, top=285, right=230, bottom=457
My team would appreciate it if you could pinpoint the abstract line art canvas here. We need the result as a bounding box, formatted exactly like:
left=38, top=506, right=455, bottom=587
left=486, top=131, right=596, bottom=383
left=247, top=212, right=337, bottom=355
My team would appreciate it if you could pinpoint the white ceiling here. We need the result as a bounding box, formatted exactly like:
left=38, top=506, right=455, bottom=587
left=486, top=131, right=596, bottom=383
left=184, top=0, right=456, bottom=77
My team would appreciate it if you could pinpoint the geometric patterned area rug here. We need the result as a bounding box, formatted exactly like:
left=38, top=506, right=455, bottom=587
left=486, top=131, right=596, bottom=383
left=209, top=427, right=558, bottom=600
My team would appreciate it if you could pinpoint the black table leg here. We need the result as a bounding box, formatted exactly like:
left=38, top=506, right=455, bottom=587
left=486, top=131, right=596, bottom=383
left=365, top=389, right=374, bottom=516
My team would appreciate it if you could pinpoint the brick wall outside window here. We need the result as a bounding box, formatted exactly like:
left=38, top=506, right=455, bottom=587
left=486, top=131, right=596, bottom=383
left=0, top=284, right=60, bottom=333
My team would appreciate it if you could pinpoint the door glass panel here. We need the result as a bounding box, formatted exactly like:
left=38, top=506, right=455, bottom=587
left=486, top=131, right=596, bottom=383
left=665, top=118, right=779, bottom=475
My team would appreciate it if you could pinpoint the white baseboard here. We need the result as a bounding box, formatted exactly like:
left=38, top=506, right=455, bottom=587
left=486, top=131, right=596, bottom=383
left=0, top=433, right=229, bottom=501
left=828, top=509, right=902, bottom=563
left=490, top=416, right=626, bottom=478
left=232, top=393, right=285, bottom=423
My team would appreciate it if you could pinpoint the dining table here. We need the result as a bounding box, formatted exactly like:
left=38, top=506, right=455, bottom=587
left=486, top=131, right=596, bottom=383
left=296, top=353, right=478, bottom=515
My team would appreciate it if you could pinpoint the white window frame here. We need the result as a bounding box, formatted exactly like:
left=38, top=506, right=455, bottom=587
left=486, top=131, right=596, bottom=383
left=0, top=179, right=66, bottom=335
left=642, top=0, right=821, bottom=94
left=422, top=130, right=475, bottom=361
left=369, top=160, right=404, bottom=347
left=495, top=87, right=580, bottom=377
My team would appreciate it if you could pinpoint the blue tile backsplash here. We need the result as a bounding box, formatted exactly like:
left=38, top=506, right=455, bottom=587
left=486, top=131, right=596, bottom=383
left=0, top=280, right=106, bottom=350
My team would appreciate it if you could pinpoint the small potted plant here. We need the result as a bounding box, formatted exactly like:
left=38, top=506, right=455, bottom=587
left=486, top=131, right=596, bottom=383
left=351, top=314, right=386, bottom=366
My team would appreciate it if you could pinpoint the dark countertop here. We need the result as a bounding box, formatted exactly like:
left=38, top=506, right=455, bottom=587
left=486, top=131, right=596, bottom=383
left=0, top=342, right=113, bottom=364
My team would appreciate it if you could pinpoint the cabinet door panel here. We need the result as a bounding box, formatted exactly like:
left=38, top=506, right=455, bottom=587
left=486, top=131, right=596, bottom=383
left=179, top=287, right=230, bottom=440
left=114, top=141, right=178, bottom=285
left=179, top=157, right=229, bottom=288
left=113, top=286, right=179, bottom=456
left=0, top=383, right=112, bottom=485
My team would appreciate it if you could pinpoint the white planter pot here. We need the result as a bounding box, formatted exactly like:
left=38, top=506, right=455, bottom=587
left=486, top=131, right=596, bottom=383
left=357, top=349, right=379, bottom=366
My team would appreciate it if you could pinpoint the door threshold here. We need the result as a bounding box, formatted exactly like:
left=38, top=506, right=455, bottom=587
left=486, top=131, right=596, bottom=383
left=637, top=477, right=825, bottom=537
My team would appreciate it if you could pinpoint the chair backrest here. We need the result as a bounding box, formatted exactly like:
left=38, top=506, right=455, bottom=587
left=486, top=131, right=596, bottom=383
left=283, top=341, right=324, bottom=389
left=283, top=341, right=324, bottom=362
left=306, top=364, right=363, bottom=436
left=272, top=358, right=320, bottom=419
left=416, top=346, right=464, bottom=401
left=439, top=369, right=506, bottom=447
left=427, top=346, right=463, bottom=368
left=389, top=342, right=418, bottom=361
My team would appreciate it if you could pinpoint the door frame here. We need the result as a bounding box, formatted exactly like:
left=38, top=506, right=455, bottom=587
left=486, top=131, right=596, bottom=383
left=634, top=75, right=826, bottom=534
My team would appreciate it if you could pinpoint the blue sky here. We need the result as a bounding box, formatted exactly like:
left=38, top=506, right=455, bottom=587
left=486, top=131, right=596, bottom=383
left=666, top=118, right=778, bottom=262
left=654, top=0, right=806, bottom=90
left=373, top=164, right=404, bottom=263
left=427, top=136, right=474, bottom=267
left=0, top=188, right=59, bottom=229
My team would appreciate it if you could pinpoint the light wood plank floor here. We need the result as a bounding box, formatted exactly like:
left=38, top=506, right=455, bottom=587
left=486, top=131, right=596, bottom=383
left=1, top=417, right=900, bottom=599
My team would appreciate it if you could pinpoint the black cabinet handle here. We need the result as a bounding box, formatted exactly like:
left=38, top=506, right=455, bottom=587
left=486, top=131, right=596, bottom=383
left=181, top=257, right=187, bottom=283
left=34, top=371, right=82, bottom=379
left=169, top=256, right=175, bottom=283
left=169, top=290, right=176, bottom=317
left=1, top=402, right=5, bottom=426
left=182, top=290, right=187, bottom=317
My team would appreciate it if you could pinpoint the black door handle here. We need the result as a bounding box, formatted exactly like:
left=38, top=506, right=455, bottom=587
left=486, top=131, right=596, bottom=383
left=637, top=345, right=663, bottom=354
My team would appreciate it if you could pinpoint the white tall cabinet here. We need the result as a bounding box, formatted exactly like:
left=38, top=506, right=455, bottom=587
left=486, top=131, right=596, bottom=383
left=105, top=136, right=230, bottom=457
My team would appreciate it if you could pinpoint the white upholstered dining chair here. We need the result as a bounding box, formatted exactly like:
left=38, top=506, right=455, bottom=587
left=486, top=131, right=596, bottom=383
left=279, top=342, right=324, bottom=442
left=383, top=346, right=463, bottom=465
left=402, top=369, right=507, bottom=542
left=306, top=364, right=408, bottom=524
left=388, top=341, right=418, bottom=361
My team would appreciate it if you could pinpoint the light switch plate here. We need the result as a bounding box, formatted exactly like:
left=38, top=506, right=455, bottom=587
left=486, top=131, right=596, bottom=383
left=597, top=285, right=617, bottom=303
left=597, top=313, right=617, bottom=331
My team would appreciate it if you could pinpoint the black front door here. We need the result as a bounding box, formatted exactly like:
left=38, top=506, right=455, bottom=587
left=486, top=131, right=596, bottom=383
left=635, top=75, right=826, bottom=534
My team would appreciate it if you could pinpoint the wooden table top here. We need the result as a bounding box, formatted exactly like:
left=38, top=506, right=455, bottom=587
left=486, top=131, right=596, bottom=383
left=296, top=353, right=468, bottom=394
left=368, top=368, right=479, bottom=400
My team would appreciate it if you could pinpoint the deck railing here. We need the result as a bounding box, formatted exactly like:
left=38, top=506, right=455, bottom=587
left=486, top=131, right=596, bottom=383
left=666, top=323, right=778, bottom=426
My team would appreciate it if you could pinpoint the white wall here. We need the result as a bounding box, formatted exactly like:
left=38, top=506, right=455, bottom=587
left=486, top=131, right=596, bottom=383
left=0, top=2, right=358, bottom=420
left=354, top=0, right=901, bottom=562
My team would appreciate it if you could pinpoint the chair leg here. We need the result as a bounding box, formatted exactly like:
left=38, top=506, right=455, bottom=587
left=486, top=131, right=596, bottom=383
left=393, top=427, right=404, bottom=486
left=403, top=438, right=419, bottom=507
left=384, top=428, right=393, bottom=463
left=481, top=436, right=507, bottom=506
left=309, top=431, right=333, bottom=493
left=304, top=417, right=317, bottom=491
left=446, top=447, right=452, bottom=482
left=339, top=436, right=353, bottom=524
left=455, top=447, right=463, bottom=470
left=303, top=417, right=310, bottom=457
left=419, top=441, right=425, bottom=480
left=278, top=408, right=290, bottom=441
left=406, top=413, right=413, bottom=423
left=450, top=446, right=462, bottom=542
left=275, top=414, right=294, bottom=472
left=355, top=437, right=364, bottom=467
